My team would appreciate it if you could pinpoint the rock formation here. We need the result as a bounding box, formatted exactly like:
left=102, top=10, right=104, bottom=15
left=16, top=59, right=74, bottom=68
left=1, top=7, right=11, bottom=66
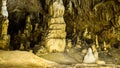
left=95, top=35, right=99, bottom=48
left=94, top=51, right=98, bottom=60
left=1, top=0, right=8, bottom=17
left=0, top=0, right=118, bottom=50
left=83, top=48, right=96, bottom=63
left=0, top=0, right=10, bottom=49
left=45, top=0, right=66, bottom=52
left=24, top=15, right=32, bottom=38
left=1, top=19, right=9, bottom=35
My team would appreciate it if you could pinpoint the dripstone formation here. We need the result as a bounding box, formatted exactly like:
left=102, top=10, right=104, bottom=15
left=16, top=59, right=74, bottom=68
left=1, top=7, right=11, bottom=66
left=45, top=0, right=66, bottom=52
left=0, top=0, right=10, bottom=49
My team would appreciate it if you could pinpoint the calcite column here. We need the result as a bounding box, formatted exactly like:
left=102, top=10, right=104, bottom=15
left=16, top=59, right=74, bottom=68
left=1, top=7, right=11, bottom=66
left=1, top=0, right=9, bottom=36
left=0, top=0, right=10, bottom=49
left=45, top=0, right=66, bottom=52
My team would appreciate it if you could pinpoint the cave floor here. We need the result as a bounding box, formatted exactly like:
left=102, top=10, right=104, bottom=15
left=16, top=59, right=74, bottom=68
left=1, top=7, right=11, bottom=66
left=39, top=48, right=120, bottom=68
left=0, top=48, right=120, bottom=68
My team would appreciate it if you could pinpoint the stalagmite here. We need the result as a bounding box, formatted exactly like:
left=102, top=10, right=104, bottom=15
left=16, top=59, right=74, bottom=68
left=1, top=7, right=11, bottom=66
left=83, top=48, right=96, bottom=63
left=1, top=0, right=9, bottom=36
left=35, top=23, right=39, bottom=31
left=103, top=41, right=107, bottom=51
left=0, top=0, right=10, bottom=49
left=1, top=19, right=9, bottom=35
left=83, top=28, right=88, bottom=38
left=95, top=35, right=99, bottom=48
left=92, top=44, right=97, bottom=52
left=83, top=28, right=91, bottom=39
left=94, top=50, right=106, bottom=64
left=94, top=51, right=98, bottom=60
left=75, top=36, right=81, bottom=49
left=68, top=0, right=73, bottom=14
left=66, top=39, right=72, bottom=52
left=67, top=39, right=72, bottom=49
left=45, top=0, right=66, bottom=52
left=24, top=15, right=32, bottom=37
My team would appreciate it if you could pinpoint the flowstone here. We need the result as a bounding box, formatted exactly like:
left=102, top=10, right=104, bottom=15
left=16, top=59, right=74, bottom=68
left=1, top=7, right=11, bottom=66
left=83, top=48, right=96, bottom=63
left=45, top=0, right=66, bottom=52
left=1, top=0, right=8, bottom=17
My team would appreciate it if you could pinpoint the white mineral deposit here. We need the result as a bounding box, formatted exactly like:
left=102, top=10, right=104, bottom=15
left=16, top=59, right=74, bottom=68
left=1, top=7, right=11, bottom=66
left=83, top=48, right=96, bottom=63
left=1, top=0, right=8, bottom=17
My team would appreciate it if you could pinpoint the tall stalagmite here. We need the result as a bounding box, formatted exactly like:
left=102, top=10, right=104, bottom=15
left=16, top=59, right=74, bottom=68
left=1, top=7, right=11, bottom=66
left=0, top=0, right=10, bottom=49
left=45, top=0, right=66, bottom=52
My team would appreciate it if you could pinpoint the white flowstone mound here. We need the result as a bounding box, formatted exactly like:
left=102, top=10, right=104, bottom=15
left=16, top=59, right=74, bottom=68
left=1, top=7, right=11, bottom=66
left=1, top=0, right=8, bottom=17
left=83, top=48, right=96, bottom=63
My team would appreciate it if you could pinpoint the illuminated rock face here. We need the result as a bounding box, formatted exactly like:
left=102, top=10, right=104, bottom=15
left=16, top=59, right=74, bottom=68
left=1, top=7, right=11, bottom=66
left=45, top=0, right=66, bottom=52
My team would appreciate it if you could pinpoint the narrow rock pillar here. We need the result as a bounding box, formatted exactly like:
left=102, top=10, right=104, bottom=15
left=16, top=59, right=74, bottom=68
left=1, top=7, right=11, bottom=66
left=0, top=0, right=10, bottom=49
left=45, top=0, right=66, bottom=52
